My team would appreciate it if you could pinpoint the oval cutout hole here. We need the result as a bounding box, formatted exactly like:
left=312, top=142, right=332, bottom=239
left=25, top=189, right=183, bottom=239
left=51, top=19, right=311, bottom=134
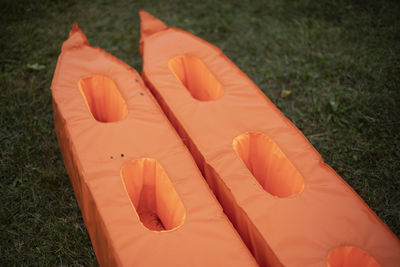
left=327, top=246, right=380, bottom=267
left=121, top=158, right=186, bottom=231
left=169, top=55, right=224, bottom=101
left=233, top=131, right=304, bottom=198
left=78, top=74, right=128, bottom=122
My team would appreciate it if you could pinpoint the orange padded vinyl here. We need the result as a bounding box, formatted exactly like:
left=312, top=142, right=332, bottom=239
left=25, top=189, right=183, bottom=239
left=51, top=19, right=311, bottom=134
left=51, top=23, right=256, bottom=267
left=139, top=10, right=400, bottom=267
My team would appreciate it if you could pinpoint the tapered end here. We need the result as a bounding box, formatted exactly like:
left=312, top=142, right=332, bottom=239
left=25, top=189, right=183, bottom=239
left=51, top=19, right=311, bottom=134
left=61, top=22, right=89, bottom=52
left=139, top=10, right=167, bottom=55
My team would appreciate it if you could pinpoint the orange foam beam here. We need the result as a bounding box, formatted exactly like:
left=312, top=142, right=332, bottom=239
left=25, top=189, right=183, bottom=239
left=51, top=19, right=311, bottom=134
left=51, top=23, right=257, bottom=267
left=139, top=10, right=400, bottom=267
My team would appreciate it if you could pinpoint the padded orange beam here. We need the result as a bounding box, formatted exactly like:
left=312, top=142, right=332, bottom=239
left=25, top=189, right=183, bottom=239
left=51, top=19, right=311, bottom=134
left=51, top=23, right=257, bottom=267
left=139, top=10, right=400, bottom=267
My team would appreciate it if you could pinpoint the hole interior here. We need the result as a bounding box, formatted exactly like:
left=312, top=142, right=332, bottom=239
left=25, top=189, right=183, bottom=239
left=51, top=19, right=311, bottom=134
left=121, top=158, right=186, bottom=231
left=233, top=131, right=304, bottom=198
left=168, top=54, right=224, bottom=101
left=78, top=74, right=128, bottom=122
left=327, top=246, right=381, bottom=267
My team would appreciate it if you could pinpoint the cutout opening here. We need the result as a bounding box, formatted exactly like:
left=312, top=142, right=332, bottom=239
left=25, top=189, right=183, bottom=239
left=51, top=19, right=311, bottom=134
left=233, top=131, right=304, bottom=198
left=121, top=158, right=186, bottom=231
left=169, top=55, right=224, bottom=101
left=78, top=74, right=128, bottom=122
left=327, top=246, right=381, bottom=267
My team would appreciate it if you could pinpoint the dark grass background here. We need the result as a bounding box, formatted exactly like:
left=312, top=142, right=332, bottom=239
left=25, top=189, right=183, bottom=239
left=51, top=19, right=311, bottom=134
left=1, top=0, right=399, bottom=265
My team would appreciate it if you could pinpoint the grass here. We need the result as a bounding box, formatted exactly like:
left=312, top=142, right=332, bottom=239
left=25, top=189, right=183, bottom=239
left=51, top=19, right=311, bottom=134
left=1, top=0, right=399, bottom=265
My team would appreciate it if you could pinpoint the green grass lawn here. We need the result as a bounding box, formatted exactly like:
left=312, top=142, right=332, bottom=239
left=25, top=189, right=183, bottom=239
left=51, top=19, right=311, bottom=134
left=1, top=0, right=399, bottom=265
